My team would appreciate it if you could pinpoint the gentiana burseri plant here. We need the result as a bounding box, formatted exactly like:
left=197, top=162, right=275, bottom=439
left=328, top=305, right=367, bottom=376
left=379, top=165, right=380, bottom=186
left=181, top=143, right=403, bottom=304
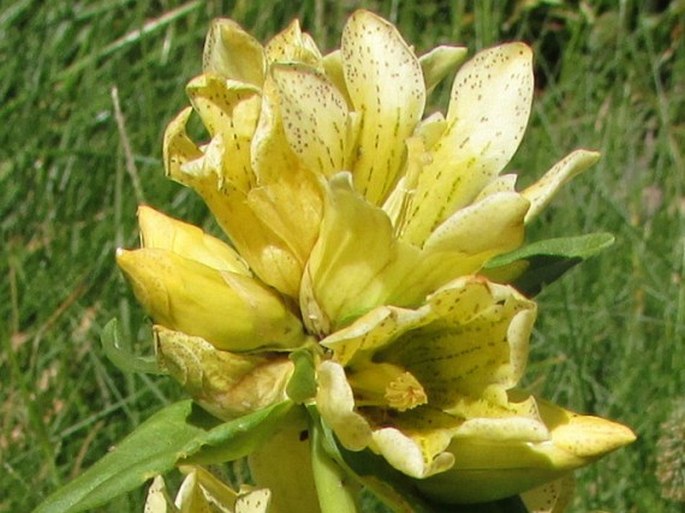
left=35, top=10, right=635, bottom=513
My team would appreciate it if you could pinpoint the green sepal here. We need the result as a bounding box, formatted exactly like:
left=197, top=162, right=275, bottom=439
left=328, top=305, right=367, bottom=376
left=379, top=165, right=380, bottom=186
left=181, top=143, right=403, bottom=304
left=484, top=232, right=615, bottom=296
left=287, top=348, right=318, bottom=403
left=33, top=400, right=291, bottom=513
left=308, top=407, right=360, bottom=513
left=100, top=318, right=163, bottom=374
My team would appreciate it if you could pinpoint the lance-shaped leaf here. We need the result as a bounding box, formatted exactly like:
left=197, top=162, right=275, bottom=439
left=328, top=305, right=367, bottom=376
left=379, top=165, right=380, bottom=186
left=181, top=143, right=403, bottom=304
left=33, top=400, right=291, bottom=513
left=483, top=232, right=615, bottom=295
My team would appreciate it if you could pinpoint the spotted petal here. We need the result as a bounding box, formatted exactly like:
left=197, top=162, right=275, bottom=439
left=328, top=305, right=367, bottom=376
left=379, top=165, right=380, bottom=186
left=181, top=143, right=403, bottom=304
left=417, top=395, right=636, bottom=503
left=342, top=9, right=426, bottom=205
left=402, top=43, right=534, bottom=246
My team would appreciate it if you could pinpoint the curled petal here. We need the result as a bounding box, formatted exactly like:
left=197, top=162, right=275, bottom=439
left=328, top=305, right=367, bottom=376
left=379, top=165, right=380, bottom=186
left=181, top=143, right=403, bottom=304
left=419, top=45, right=468, bottom=94
left=315, top=361, right=373, bottom=451
left=202, top=18, right=265, bottom=85
left=416, top=396, right=636, bottom=504
left=155, top=326, right=294, bottom=420
left=186, top=74, right=261, bottom=192
left=523, top=149, right=600, bottom=223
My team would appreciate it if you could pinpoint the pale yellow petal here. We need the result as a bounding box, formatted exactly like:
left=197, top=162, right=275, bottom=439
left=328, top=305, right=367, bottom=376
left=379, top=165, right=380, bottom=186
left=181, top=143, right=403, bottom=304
left=401, top=43, right=534, bottom=246
left=163, top=107, right=204, bottom=185
left=202, top=18, right=265, bottom=85
left=342, top=9, right=426, bottom=204
left=316, top=361, right=373, bottom=451
left=423, top=191, right=529, bottom=259
left=371, top=426, right=455, bottom=478
left=174, top=470, right=211, bottom=513
left=265, top=19, right=322, bottom=66
left=417, top=396, right=635, bottom=504
left=474, top=173, right=518, bottom=200
left=155, top=326, right=294, bottom=420
left=521, top=475, right=575, bottom=513
left=271, top=63, right=354, bottom=177
left=164, top=106, right=303, bottom=297
left=299, top=173, right=423, bottom=336
left=419, top=45, right=468, bottom=94
left=235, top=489, right=272, bottom=513
left=144, top=476, right=171, bottom=513
left=321, top=304, right=429, bottom=366
left=185, top=74, right=261, bottom=192
left=322, top=49, right=352, bottom=107
left=523, top=149, right=600, bottom=223
left=137, top=205, right=250, bottom=275
left=248, top=76, right=324, bottom=266
left=178, top=465, right=240, bottom=509
left=116, top=248, right=305, bottom=352
left=537, top=398, right=637, bottom=462
left=378, top=278, right=536, bottom=407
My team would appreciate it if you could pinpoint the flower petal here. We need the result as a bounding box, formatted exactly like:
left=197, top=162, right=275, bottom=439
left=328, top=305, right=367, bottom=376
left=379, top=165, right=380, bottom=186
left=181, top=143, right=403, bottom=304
left=248, top=75, right=324, bottom=267
left=371, top=425, right=455, bottom=478
left=342, top=9, right=426, bottom=204
left=155, top=326, right=294, bottom=420
left=402, top=43, right=534, bottom=246
left=137, top=205, right=250, bottom=275
left=300, top=173, right=423, bottom=335
left=419, top=45, right=467, bottom=94
left=316, top=361, right=373, bottom=451
left=523, top=149, right=600, bottom=223
left=164, top=108, right=303, bottom=297
left=116, top=248, right=306, bottom=352
left=377, top=277, right=536, bottom=408
left=265, top=19, right=322, bottom=66
left=186, top=74, right=261, bottom=192
left=271, top=63, right=355, bottom=177
left=423, top=191, right=529, bottom=259
left=521, top=475, right=575, bottom=513
left=416, top=396, right=635, bottom=504
left=202, top=18, right=265, bottom=86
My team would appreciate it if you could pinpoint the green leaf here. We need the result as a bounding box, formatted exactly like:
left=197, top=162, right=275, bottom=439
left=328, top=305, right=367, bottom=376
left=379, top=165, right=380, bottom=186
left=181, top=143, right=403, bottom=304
left=484, top=232, right=615, bottom=296
left=100, top=318, right=162, bottom=374
left=286, top=347, right=318, bottom=403
left=33, top=400, right=291, bottom=513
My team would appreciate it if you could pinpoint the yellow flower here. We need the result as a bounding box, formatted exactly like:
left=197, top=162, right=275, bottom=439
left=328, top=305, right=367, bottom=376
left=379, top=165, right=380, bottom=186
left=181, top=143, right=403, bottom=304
left=144, top=465, right=271, bottom=513
left=118, top=9, right=634, bottom=507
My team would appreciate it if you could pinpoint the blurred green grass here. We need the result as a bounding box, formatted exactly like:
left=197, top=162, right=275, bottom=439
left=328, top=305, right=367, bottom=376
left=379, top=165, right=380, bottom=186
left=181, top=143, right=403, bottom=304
left=1, top=0, right=683, bottom=511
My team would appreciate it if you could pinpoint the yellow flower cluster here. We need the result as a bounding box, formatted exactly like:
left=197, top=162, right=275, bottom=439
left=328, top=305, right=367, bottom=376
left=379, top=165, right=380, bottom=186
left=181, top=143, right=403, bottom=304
left=117, top=10, right=634, bottom=508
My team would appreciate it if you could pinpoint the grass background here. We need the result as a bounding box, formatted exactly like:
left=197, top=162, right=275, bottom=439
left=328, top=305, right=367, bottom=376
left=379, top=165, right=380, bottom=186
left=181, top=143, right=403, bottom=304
left=1, top=0, right=683, bottom=511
